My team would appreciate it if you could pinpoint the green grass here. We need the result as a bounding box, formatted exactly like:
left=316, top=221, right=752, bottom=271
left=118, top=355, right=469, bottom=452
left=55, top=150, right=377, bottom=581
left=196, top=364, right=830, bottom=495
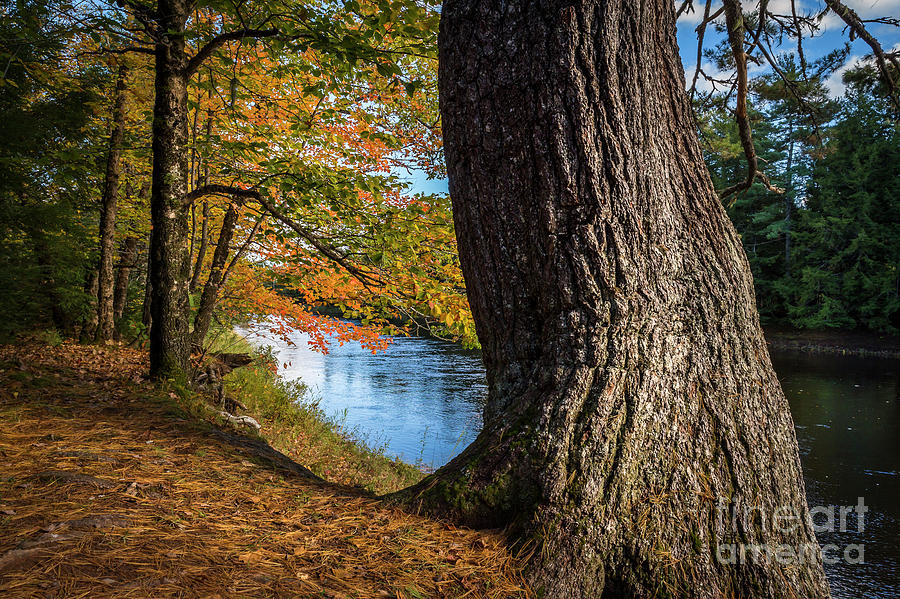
left=198, top=327, right=424, bottom=494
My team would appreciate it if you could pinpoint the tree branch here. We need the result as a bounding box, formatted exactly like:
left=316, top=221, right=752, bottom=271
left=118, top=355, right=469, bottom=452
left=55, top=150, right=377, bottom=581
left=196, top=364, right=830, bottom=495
left=223, top=214, right=265, bottom=282
left=183, top=184, right=261, bottom=206
left=185, top=28, right=280, bottom=78
left=183, top=183, right=384, bottom=287
left=94, top=46, right=155, bottom=56
left=689, top=0, right=714, bottom=100
left=719, top=0, right=784, bottom=202
left=676, top=0, right=694, bottom=20
left=823, top=0, right=900, bottom=111
left=253, top=194, right=383, bottom=287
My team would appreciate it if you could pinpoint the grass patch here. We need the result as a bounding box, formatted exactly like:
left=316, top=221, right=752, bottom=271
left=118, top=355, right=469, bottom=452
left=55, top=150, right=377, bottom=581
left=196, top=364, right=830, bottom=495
left=198, top=326, right=424, bottom=494
left=224, top=350, right=425, bottom=494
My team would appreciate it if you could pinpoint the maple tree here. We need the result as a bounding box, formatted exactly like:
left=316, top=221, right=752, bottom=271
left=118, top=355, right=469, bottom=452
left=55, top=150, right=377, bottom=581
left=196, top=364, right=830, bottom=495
left=1, top=0, right=470, bottom=365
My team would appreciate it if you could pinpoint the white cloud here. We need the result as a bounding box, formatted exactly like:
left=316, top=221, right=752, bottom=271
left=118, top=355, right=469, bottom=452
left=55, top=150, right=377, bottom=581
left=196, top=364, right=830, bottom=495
left=824, top=53, right=864, bottom=96
left=842, top=0, right=900, bottom=18
left=683, top=61, right=732, bottom=94
left=823, top=44, right=900, bottom=97
left=675, top=0, right=900, bottom=28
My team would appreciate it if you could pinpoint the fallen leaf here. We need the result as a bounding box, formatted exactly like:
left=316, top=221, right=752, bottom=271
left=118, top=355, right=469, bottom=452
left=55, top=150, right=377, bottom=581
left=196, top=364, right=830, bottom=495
left=237, top=549, right=267, bottom=564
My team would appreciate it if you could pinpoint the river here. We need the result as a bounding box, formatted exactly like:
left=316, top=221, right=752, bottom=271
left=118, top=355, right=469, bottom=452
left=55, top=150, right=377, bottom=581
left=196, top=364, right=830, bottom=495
left=239, top=325, right=899, bottom=598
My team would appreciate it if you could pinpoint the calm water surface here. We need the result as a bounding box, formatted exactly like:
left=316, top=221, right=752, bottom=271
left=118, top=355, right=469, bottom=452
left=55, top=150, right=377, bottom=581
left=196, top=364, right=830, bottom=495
left=241, top=325, right=899, bottom=598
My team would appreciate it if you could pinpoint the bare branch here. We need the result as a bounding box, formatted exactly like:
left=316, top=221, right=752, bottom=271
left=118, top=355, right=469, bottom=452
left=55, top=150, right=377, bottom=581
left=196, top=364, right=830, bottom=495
left=676, top=0, right=695, bottom=19
left=719, top=0, right=784, bottom=201
left=689, top=0, right=714, bottom=100
left=823, top=0, right=900, bottom=110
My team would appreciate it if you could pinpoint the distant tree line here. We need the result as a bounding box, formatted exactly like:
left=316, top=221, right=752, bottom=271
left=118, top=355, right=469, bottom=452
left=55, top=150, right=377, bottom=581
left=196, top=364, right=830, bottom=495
left=699, top=56, right=900, bottom=333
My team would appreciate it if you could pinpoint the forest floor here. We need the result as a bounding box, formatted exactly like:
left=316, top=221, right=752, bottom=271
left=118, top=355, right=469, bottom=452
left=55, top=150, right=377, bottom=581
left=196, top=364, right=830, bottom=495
left=0, top=343, right=529, bottom=598
left=765, top=327, right=900, bottom=359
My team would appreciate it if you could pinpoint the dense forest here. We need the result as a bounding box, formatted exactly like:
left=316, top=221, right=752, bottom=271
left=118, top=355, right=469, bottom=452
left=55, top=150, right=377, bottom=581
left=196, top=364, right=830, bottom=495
left=1, top=0, right=472, bottom=353
left=702, top=60, right=900, bottom=332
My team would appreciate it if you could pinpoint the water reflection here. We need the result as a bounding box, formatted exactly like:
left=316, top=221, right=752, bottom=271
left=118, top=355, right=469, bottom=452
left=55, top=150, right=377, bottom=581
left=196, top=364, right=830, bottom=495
left=240, top=325, right=898, bottom=597
left=771, top=350, right=899, bottom=599
left=239, top=326, right=487, bottom=466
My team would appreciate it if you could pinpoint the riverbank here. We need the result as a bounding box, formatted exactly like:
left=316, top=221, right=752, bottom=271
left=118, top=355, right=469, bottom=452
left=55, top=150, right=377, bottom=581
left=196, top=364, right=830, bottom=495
left=0, top=342, right=529, bottom=597
left=764, top=327, right=900, bottom=359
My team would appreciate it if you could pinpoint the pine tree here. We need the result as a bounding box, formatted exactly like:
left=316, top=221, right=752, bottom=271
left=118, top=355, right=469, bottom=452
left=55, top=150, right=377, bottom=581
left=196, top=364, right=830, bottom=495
left=791, top=84, right=900, bottom=331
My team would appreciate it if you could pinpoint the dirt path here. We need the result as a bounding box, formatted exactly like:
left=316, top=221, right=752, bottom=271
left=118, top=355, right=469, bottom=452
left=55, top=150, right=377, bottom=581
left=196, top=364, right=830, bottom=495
left=0, top=343, right=527, bottom=598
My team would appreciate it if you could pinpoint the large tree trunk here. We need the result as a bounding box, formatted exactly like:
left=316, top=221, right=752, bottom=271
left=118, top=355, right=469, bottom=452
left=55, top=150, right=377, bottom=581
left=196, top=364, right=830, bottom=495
left=398, top=1, right=830, bottom=597
left=191, top=202, right=239, bottom=350
left=95, top=65, right=129, bottom=343
left=148, top=0, right=192, bottom=379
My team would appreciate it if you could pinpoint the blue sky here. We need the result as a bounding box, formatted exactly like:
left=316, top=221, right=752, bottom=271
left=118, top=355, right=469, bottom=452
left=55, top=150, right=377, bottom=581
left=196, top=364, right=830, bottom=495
left=676, top=0, right=900, bottom=97
left=401, top=0, right=899, bottom=196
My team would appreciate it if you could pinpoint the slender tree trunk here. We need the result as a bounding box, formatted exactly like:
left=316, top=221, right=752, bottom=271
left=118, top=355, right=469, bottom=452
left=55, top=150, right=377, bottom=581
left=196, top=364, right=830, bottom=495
left=191, top=86, right=214, bottom=293
left=397, top=1, right=830, bottom=597
left=189, top=203, right=196, bottom=273
left=113, top=236, right=139, bottom=326
left=96, top=64, right=129, bottom=342
left=140, top=240, right=152, bottom=330
left=190, top=200, right=210, bottom=292
left=80, top=268, right=99, bottom=342
left=191, top=202, right=239, bottom=350
left=148, top=0, right=192, bottom=379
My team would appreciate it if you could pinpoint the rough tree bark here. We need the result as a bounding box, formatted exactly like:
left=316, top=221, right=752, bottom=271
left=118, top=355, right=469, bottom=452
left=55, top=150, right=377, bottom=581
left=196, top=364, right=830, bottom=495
left=95, top=64, right=129, bottom=343
left=148, top=0, right=192, bottom=378
left=191, top=202, right=239, bottom=350
left=397, top=1, right=830, bottom=597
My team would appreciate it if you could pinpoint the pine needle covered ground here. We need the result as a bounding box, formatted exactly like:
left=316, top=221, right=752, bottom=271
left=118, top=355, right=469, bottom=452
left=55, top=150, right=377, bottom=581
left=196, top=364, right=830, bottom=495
left=0, top=343, right=529, bottom=598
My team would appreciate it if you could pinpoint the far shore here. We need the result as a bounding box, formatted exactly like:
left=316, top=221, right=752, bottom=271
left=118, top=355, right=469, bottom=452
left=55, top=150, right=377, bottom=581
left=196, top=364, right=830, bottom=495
left=764, top=327, right=900, bottom=360
left=267, top=307, right=900, bottom=361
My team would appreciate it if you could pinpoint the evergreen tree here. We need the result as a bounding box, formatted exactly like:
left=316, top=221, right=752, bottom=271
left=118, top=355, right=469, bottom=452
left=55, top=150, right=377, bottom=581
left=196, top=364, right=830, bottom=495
left=791, top=84, right=900, bottom=331
left=0, top=1, right=106, bottom=337
left=697, top=97, right=787, bottom=320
